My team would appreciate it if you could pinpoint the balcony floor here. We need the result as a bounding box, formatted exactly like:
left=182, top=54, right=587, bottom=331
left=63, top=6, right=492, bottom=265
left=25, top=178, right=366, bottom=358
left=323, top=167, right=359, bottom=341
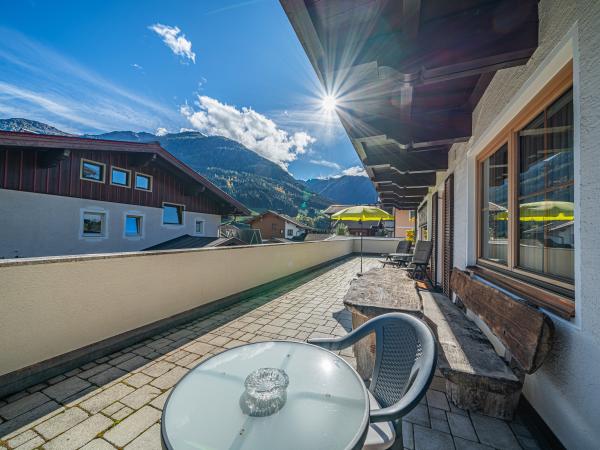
left=0, top=256, right=542, bottom=450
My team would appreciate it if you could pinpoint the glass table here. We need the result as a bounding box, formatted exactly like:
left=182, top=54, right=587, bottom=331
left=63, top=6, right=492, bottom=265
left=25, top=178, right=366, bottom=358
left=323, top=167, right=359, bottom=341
left=161, top=341, right=370, bottom=450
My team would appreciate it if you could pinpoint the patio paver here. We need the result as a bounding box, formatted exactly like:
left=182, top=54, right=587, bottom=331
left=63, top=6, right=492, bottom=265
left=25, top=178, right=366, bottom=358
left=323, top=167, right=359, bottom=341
left=0, top=257, right=540, bottom=449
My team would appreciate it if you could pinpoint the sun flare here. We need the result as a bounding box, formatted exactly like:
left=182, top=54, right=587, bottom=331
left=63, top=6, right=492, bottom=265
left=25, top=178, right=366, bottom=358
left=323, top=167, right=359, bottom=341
left=321, top=94, right=337, bottom=112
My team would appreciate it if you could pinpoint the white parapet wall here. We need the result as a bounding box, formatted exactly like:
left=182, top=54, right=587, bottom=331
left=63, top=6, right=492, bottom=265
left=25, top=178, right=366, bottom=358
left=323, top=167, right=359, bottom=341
left=0, top=238, right=354, bottom=377
left=353, top=237, right=401, bottom=255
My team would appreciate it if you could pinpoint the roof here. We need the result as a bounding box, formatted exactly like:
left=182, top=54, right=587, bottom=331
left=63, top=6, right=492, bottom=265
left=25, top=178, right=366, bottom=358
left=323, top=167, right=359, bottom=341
left=251, top=210, right=311, bottom=229
left=0, top=131, right=250, bottom=215
left=280, top=0, right=539, bottom=209
left=143, top=235, right=219, bottom=251
left=142, top=235, right=247, bottom=251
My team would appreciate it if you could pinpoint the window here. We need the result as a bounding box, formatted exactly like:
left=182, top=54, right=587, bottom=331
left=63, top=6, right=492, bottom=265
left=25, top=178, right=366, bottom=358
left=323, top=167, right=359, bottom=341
left=287, top=228, right=293, bottom=237
left=480, top=144, right=509, bottom=265
left=80, top=160, right=105, bottom=183
left=82, top=211, right=106, bottom=237
left=476, top=62, right=574, bottom=314
left=517, top=89, right=574, bottom=281
left=418, top=204, right=428, bottom=240
left=125, top=215, right=143, bottom=237
left=195, top=220, right=205, bottom=235
left=163, top=203, right=184, bottom=225
left=135, top=173, right=152, bottom=191
left=111, top=167, right=130, bottom=187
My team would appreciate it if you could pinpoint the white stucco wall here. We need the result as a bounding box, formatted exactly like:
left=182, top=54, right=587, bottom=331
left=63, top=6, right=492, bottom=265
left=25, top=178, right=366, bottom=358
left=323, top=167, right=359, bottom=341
left=0, top=189, right=221, bottom=258
left=0, top=238, right=355, bottom=376
left=422, top=1, right=600, bottom=447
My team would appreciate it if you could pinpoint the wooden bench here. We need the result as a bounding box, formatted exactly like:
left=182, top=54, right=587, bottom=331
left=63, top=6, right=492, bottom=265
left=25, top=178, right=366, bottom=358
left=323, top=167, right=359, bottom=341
left=342, top=266, right=554, bottom=420
left=436, top=268, right=554, bottom=419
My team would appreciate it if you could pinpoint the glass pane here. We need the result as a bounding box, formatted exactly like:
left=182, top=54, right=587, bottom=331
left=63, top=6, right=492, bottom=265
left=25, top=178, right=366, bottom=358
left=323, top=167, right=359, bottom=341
left=480, top=144, right=509, bottom=265
left=82, top=162, right=103, bottom=181
left=518, top=89, right=574, bottom=281
left=163, top=204, right=182, bottom=225
left=196, top=221, right=204, bottom=233
left=126, top=216, right=141, bottom=235
left=83, top=213, right=103, bottom=235
left=112, top=169, right=129, bottom=186
left=136, top=174, right=150, bottom=190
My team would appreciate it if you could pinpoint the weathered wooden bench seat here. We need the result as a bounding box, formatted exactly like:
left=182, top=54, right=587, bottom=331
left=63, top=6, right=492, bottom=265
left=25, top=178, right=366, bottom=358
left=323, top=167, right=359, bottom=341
left=342, top=266, right=554, bottom=420
left=422, top=291, right=522, bottom=419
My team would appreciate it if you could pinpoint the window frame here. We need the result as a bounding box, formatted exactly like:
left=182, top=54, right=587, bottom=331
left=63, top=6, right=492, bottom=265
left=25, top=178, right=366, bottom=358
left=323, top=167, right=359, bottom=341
left=475, top=61, right=574, bottom=316
left=124, top=213, right=144, bottom=238
left=134, top=172, right=153, bottom=192
left=162, top=202, right=185, bottom=226
left=194, top=219, right=205, bottom=236
left=110, top=166, right=131, bottom=188
left=80, top=159, right=106, bottom=184
left=80, top=209, right=108, bottom=239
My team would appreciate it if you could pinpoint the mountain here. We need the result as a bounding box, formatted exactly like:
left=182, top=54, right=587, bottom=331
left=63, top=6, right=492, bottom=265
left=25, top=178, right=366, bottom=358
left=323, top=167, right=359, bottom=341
left=0, top=118, right=72, bottom=136
left=2, top=119, right=332, bottom=215
left=84, top=130, right=332, bottom=215
left=0, top=118, right=377, bottom=214
left=304, top=176, right=378, bottom=205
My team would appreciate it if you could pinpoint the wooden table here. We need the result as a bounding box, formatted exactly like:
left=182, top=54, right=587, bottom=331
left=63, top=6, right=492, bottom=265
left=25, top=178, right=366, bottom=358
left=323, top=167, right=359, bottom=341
left=343, top=267, right=422, bottom=379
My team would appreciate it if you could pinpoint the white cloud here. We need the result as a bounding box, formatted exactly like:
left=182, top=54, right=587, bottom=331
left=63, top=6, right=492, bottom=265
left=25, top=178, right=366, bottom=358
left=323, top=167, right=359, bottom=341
left=149, top=24, right=196, bottom=63
left=341, top=165, right=368, bottom=177
left=180, top=95, right=316, bottom=169
left=155, top=127, right=168, bottom=136
left=321, top=165, right=368, bottom=179
left=309, top=159, right=341, bottom=170
left=131, top=63, right=143, bottom=70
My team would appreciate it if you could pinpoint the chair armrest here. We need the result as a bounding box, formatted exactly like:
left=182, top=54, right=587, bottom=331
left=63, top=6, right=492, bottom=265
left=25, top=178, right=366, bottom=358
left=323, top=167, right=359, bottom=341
left=308, top=319, right=379, bottom=351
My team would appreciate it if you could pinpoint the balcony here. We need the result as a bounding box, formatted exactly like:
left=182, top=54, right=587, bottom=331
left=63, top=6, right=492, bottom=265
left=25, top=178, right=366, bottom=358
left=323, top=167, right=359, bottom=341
left=0, top=240, right=548, bottom=449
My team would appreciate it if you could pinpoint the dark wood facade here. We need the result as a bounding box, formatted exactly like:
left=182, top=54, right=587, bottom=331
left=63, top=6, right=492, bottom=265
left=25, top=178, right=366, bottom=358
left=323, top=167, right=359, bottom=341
left=0, top=132, right=249, bottom=216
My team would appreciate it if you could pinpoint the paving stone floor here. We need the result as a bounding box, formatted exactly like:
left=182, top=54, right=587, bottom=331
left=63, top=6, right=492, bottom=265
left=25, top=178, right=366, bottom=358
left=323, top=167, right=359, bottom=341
left=0, top=257, right=542, bottom=450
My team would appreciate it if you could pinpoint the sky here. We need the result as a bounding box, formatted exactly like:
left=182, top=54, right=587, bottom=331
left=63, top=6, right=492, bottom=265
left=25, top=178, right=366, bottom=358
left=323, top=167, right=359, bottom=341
left=0, top=0, right=366, bottom=180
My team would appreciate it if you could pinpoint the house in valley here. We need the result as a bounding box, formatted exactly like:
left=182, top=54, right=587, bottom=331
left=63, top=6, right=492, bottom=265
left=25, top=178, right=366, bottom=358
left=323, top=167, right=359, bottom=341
left=0, top=132, right=249, bottom=258
left=248, top=210, right=310, bottom=240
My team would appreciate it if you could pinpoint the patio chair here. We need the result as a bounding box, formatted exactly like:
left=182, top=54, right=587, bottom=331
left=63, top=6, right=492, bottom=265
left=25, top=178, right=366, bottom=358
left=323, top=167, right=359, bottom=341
left=381, top=240, right=412, bottom=267
left=401, top=240, right=434, bottom=285
left=308, top=313, right=437, bottom=450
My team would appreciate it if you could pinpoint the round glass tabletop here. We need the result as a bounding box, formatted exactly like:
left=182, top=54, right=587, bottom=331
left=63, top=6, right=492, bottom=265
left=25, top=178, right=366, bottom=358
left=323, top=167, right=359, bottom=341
left=161, top=341, right=370, bottom=450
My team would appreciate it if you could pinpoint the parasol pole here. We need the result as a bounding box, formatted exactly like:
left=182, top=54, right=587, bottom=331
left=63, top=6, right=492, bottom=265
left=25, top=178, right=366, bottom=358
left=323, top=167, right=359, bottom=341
left=360, top=218, right=363, bottom=274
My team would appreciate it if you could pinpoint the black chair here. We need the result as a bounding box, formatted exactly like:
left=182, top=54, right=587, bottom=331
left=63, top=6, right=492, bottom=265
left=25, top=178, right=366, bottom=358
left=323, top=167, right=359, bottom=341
left=401, top=240, right=434, bottom=285
left=380, top=240, right=412, bottom=267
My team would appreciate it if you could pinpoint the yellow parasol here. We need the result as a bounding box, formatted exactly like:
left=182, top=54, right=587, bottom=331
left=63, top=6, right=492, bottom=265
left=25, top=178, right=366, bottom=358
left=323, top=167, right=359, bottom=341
left=331, top=206, right=394, bottom=274
left=493, top=201, right=574, bottom=222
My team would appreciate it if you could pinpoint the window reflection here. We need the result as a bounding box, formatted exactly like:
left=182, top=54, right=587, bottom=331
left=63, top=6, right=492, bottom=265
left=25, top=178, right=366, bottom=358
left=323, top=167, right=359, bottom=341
left=518, top=89, right=574, bottom=281
left=480, top=144, right=509, bottom=265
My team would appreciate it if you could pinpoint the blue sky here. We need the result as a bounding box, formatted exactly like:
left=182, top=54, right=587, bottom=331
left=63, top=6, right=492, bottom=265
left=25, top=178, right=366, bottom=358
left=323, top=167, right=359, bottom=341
left=0, top=0, right=365, bottom=180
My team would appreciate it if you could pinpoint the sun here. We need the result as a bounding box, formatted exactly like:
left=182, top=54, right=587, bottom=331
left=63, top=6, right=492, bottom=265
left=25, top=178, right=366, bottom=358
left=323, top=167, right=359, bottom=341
left=322, top=94, right=338, bottom=112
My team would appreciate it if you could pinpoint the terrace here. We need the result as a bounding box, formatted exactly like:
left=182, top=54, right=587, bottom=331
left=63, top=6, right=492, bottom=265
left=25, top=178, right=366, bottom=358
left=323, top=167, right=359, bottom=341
left=0, top=243, right=547, bottom=450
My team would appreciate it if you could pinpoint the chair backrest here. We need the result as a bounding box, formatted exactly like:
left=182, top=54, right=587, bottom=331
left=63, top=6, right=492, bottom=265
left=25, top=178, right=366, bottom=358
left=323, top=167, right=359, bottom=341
left=395, top=240, right=412, bottom=254
left=369, top=313, right=437, bottom=412
left=411, top=240, right=433, bottom=265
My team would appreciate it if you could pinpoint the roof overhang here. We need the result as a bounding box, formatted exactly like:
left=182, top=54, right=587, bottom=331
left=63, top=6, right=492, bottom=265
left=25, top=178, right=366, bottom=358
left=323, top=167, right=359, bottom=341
left=280, top=0, right=539, bottom=209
